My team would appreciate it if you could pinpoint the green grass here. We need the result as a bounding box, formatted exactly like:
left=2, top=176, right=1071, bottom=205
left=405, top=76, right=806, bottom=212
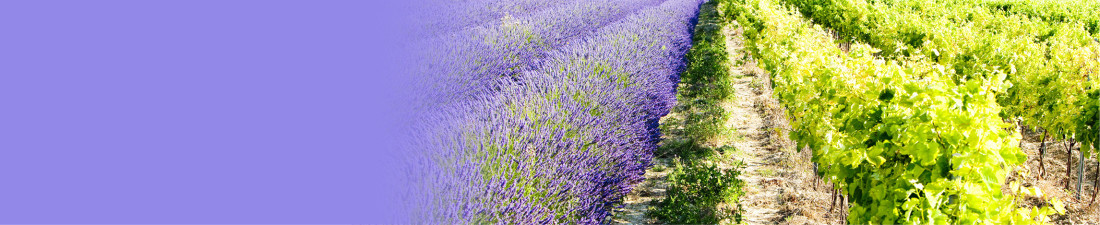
left=649, top=160, right=744, bottom=224
left=673, top=0, right=735, bottom=145
left=647, top=0, right=746, bottom=223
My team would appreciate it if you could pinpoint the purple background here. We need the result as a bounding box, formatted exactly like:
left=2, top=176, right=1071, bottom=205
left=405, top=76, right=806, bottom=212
left=1, top=0, right=406, bottom=223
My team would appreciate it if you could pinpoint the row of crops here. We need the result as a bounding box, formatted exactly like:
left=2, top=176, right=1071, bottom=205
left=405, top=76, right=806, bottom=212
left=727, top=0, right=1098, bottom=223
left=778, top=0, right=1100, bottom=194
left=400, top=0, right=706, bottom=223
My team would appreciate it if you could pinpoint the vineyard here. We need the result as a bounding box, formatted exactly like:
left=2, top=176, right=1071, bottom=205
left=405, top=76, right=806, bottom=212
left=402, top=0, right=1100, bottom=223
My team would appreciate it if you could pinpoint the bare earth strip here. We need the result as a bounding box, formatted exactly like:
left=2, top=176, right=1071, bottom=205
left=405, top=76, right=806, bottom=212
left=723, top=18, right=847, bottom=224
left=612, top=5, right=849, bottom=224
left=611, top=157, right=671, bottom=224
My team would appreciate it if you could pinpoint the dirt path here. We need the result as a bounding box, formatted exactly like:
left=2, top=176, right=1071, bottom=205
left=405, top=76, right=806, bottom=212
left=722, top=22, right=783, bottom=224
left=611, top=158, right=671, bottom=224
left=612, top=4, right=847, bottom=224
left=722, top=19, right=847, bottom=225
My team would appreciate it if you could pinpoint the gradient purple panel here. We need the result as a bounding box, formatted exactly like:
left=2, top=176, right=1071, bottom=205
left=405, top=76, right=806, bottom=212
left=1, top=0, right=406, bottom=223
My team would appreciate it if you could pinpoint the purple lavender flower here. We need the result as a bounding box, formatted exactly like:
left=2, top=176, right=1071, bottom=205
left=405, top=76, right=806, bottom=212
left=400, top=0, right=705, bottom=223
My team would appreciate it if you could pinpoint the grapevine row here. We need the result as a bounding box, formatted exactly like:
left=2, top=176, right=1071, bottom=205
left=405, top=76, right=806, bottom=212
left=779, top=0, right=1100, bottom=196
left=976, top=0, right=1100, bottom=34
left=726, top=0, right=1061, bottom=223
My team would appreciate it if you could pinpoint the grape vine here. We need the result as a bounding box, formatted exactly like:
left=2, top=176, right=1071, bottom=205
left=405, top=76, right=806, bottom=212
left=779, top=0, right=1100, bottom=198
left=726, top=0, right=1064, bottom=223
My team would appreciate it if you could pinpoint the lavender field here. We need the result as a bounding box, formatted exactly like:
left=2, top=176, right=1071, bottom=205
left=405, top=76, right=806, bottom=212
left=401, top=0, right=704, bottom=223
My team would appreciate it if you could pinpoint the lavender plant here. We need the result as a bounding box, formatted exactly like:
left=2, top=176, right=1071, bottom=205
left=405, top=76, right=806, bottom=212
left=407, top=0, right=571, bottom=39
left=401, top=0, right=705, bottom=223
left=406, top=0, right=666, bottom=110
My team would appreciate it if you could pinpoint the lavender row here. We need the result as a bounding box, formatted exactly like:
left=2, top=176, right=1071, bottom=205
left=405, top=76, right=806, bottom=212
left=406, top=0, right=665, bottom=111
left=406, top=0, right=570, bottom=40
left=403, top=0, right=704, bottom=223
left=537, top=0, right=702, bottom=130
